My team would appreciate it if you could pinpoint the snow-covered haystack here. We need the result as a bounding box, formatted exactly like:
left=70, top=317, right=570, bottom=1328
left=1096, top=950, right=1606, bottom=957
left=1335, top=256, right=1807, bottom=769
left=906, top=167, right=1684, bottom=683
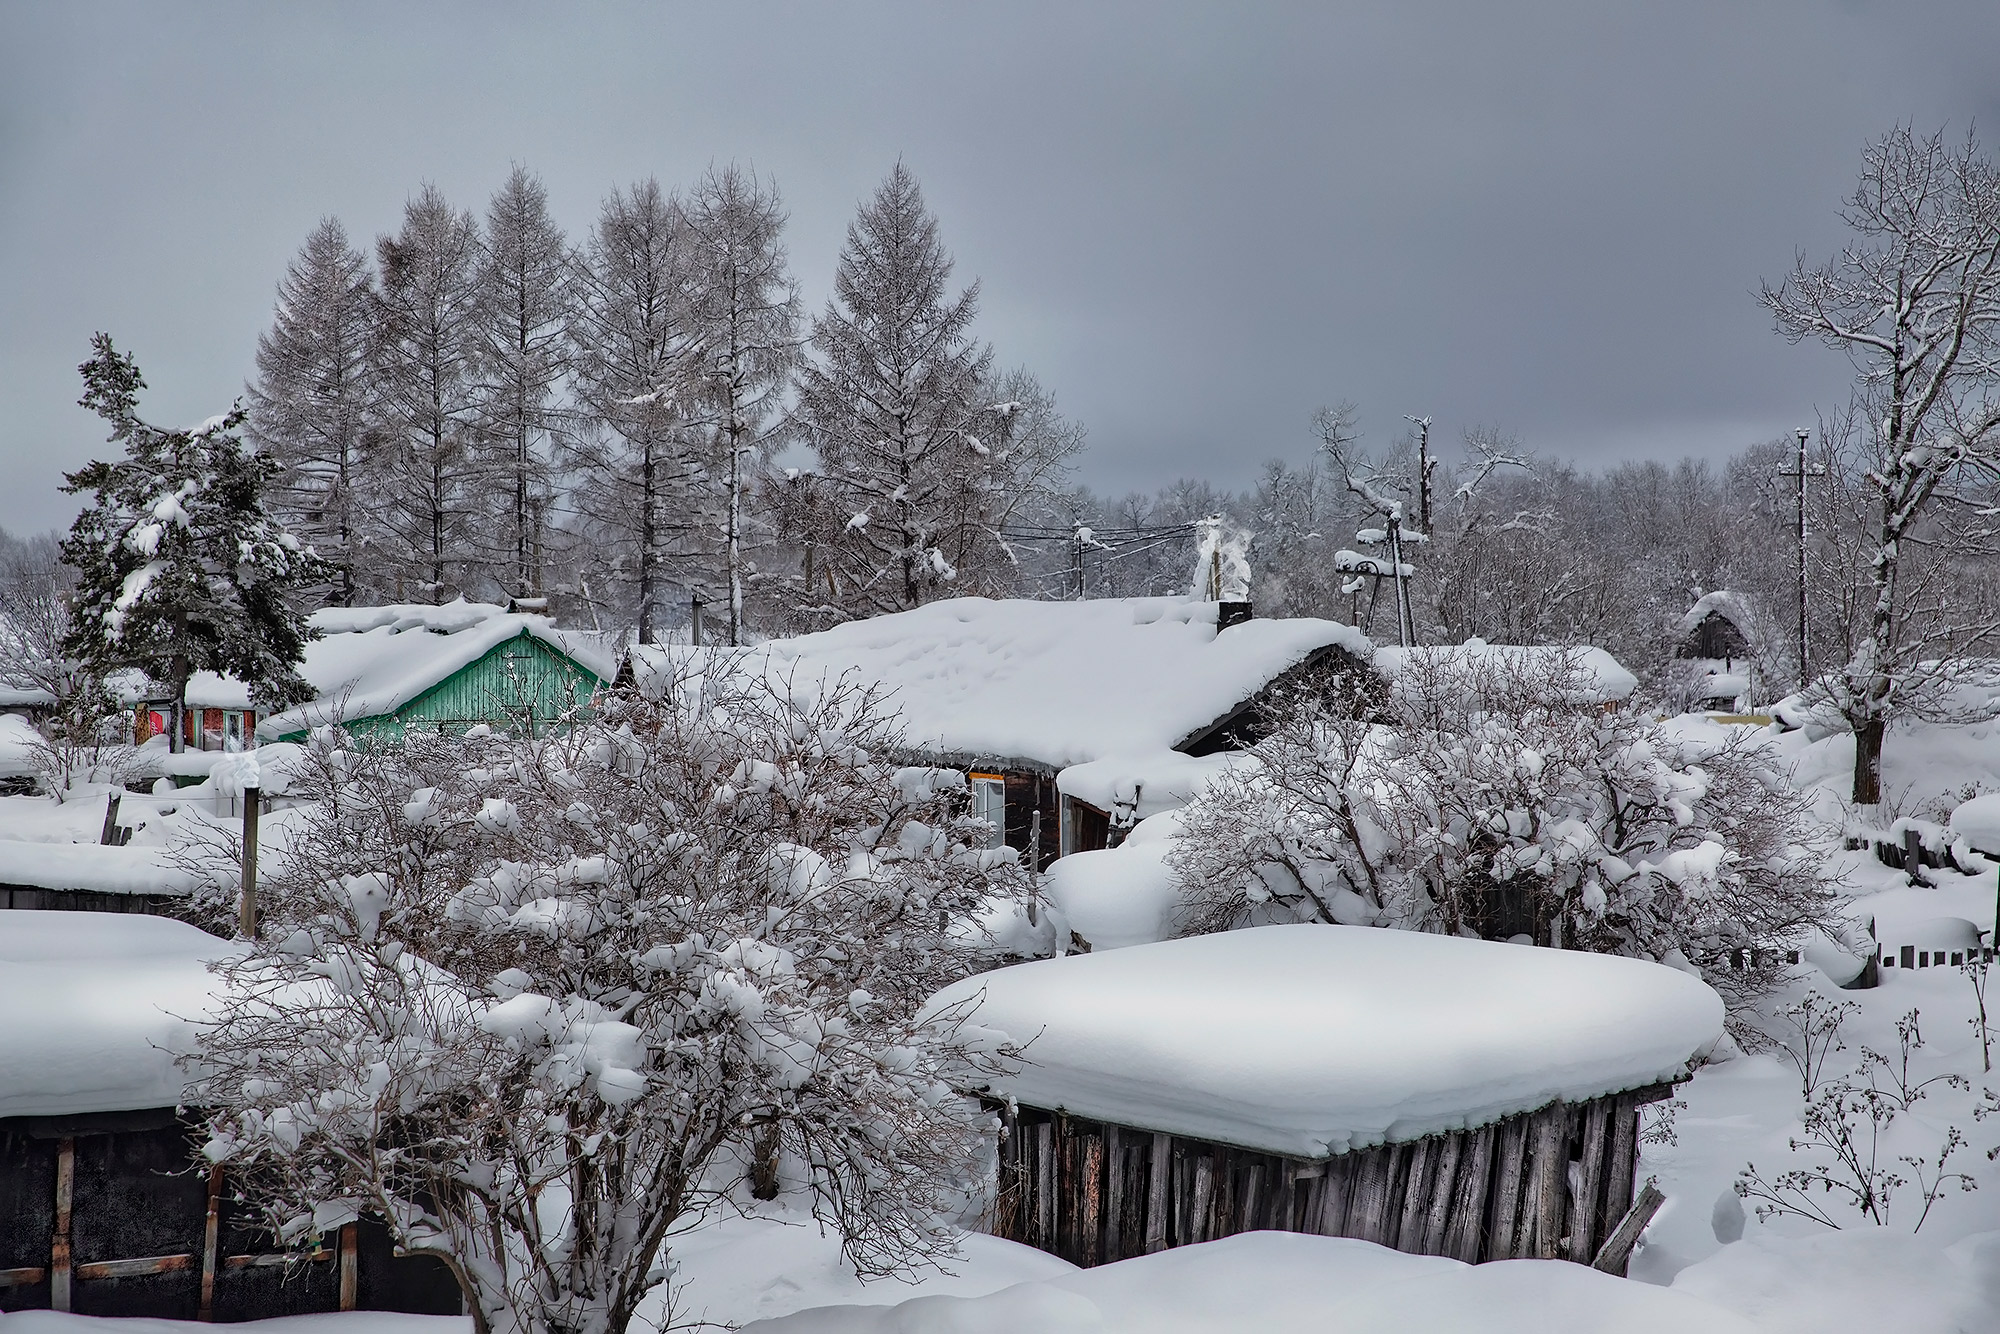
left=932, top=924, right=1723, bottom=1157
left=0, top=911, right=235, bottom=1117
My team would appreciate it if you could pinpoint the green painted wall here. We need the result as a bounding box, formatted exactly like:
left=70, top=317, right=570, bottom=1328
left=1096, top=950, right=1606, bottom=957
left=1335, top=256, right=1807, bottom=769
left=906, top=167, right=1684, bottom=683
left=278, top=631, right=604, bottom=742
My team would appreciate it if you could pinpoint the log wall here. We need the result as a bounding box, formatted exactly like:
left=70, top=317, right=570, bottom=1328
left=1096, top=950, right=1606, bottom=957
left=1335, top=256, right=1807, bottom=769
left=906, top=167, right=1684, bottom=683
left=991, top=1087, right=1663, bottom=1273
left=0, top=1109, right=461, bottom=1322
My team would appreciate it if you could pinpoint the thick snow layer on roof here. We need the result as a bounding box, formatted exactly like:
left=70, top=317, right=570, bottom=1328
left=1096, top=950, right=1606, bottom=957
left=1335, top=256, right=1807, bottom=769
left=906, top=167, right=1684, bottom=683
left=930, top=924, right=1722, bottom=1157
left=729, top=598, right=1372, bottom=769
left=1043, top=809, right=1187, bottom=950
left=0, top=712, right=39, bottom=778
left=0, top=840, right=201, bottom=895
left=260, top=614, right=612, bottom=737
left=0, top=912, right=236, bottom=1116
left=1948, top=792, right=2000, bottom=853
left=1676, top=589, right=1755, bottom=637
left=1374, top=639, right=1637, bottom=704
left=1054, top=751, right=1246, bottom=820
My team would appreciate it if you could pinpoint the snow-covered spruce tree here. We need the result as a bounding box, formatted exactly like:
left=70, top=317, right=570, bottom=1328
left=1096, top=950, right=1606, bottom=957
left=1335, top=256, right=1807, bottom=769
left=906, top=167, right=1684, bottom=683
left=684, top=164, right=799, bottom=645
left=247, top=217, right=379, bottom=606
left=61, top=335, right=330, bottom=752
left=1169, top=648, right=1841, bottom=1012
left=790, top=165, right=1004, bottom=617
left=372, top=184, right=488, bottom=604
left=568, top=180, right=709, bottom=644
left=188, top=668, right=1026, bottom=1334
left=1763, top=126, right=2000, bottom=805
left=476, top=166, right=572, bottom=600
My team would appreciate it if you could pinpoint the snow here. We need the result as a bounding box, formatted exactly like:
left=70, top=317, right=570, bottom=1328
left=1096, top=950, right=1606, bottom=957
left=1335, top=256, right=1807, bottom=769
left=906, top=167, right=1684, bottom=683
left=0, top=911, right=235, bottom=1116
left=1950, top=791, right=2000, bottom=854
left=0, top=711, right=41, bottom=777
left=1668, top=1227, right=2000, bottom=1334
left=1041, top=809, right=1186, bottom=949
left=1054, top=751, right=1245, bottom=821
left=739, top=1232, right=1764, bottom=1334
left=0, top=839, right=200, bottom=895
left=1374, top=638, right=1638, bottom=704
left=1676, top=589, right=1755, bottom=638
left=642, top=597, right=1375, bottom=772
left=927, top=923, right=1724, bottom=1157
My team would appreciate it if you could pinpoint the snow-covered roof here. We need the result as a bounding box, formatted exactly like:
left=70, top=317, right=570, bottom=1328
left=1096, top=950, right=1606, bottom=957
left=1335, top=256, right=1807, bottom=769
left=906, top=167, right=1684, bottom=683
left=1373, top=639, right=1637, bottom=705
left=1676, top=590, right=1754, bottom=637
left=118, top=601, right=613, bottom=718
left=0, top=912, right=237, bottom=1117
left=639, top=598, right=1374, bottom=771
left=930, top=924, right=1722, bottom=1158
left=0, top=686, right=55, bottom=709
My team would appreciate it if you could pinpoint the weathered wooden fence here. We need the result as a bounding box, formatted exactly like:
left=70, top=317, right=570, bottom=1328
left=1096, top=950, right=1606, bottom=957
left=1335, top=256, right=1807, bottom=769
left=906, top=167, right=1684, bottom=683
left=0, top=1108, right=460, bottom=1321
left=992, top=1086, right=1668, bottom=1274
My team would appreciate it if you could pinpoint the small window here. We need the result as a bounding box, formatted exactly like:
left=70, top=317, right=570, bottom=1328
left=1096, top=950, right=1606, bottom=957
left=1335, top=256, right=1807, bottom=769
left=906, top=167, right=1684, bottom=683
left=1952, top=951, right=1965, bottom=966
left=970, top=773, right=1006, bottom=850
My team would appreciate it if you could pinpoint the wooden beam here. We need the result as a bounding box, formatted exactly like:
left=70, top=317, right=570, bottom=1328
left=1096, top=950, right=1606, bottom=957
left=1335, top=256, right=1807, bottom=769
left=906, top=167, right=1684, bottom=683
left=1418, top=1131, right=1463, bottom=1255
left=0, top=1266, right=48, bottom=1289
left=1102, top=1125, right=1124, bottom=1262
left=1144, top=1133, right=1170, bottom=1254
left=1190, top=1152, right=1215, bottom=1244
left=1529, top=1104, right=1570, bottom=1260
left=51, top=1136, right=73, bottom=1312
left=200, top=1163, right=223, bottom=1321
left=1081, top=1131, right=1104, bottom=1266
left=1603, top=1099, right=1640, bottom=1238
left=1035, top=1121, right=1055, bottom=1252
left=75, top=1253, right=195, bottom=1280
left=1566, top=1100, right=1613, bottom=1263
left=339, top=1223, right=359, bottom=1311
left=1488, top=1115, right=1529, bottom=1259
left=1394, top=1138, right=1435, bottom=1251
left=1443, top=1123, right=1495, bottom=1264
left=1591, top=1181, right=1665, bottom=1276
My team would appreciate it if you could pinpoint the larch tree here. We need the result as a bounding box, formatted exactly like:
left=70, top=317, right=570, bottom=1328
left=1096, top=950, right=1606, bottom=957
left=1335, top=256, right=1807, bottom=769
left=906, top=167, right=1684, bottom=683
left=1764, top=126, right=2000, bottom=805
left=60, top=335, right=329, bottom=752
left=372, top=184, right=488, bottom=604
left=683, top=164, right=799, bottom=644
left=246, top=218, right=378, bottom=605
left=568, top=180, right=708, bottom=644
left=791, top=165, right=1001, bottom=617
left=476, top=166, right=572, bottom=599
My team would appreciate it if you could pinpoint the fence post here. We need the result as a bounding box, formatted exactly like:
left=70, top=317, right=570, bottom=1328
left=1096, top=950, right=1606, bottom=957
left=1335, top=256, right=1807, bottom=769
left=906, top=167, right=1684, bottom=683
left=240, top=783, right=260, bottom=939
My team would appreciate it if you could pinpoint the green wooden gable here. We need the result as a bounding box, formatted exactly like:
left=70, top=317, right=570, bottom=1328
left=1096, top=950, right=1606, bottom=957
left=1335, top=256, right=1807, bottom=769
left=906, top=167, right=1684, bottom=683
left=276, top=629, right=605, bottom=743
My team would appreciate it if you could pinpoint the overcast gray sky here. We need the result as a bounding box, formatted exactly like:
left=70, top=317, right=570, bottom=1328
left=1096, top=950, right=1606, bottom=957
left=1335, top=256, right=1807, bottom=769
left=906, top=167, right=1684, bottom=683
left=4, top=1, right=1998, bottom=537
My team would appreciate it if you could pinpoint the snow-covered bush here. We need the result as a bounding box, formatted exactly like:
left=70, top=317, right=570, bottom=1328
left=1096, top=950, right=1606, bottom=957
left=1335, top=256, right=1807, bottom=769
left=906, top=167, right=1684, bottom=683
left=187, top=667, right=1029, bottom=1334
left=1169, top=647, right=1840, bottom=1010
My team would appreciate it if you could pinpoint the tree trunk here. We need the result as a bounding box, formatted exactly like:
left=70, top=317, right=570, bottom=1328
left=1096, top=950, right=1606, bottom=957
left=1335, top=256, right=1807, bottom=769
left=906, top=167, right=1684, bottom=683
left=1853, top=714, right=1885, bottom=806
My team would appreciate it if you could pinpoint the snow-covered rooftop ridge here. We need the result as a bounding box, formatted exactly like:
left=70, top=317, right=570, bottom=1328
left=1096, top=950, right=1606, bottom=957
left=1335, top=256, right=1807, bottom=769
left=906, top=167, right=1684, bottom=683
left=641, top=597, right=1373, bottom=771
left=0, top=912, right=237, bottom=1117
left=0, top=840, right=201, bottom=896
left=1676, top=590, right=1754, bottom=637
left=929, top=924, right=1722, bottom=1158
left=1372, top=639, right=1638, bottom=703
left=258, top=612, right=613, bottom=737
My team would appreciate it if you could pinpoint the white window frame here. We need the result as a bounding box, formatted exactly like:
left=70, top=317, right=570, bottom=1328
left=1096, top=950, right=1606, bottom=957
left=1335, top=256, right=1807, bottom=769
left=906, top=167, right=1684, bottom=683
left=970, top=773, right=1007, bottom=850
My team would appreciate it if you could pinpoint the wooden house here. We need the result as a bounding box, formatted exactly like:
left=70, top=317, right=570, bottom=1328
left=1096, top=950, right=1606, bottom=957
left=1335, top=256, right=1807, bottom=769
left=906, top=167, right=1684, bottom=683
left=631, top=597, right=1379, bottom=870
left=929, top=924, right=1723, bottom=1273
left=0, top=912, right=462, bottom=1321
left=1676, top=591, right=1754, bottom=665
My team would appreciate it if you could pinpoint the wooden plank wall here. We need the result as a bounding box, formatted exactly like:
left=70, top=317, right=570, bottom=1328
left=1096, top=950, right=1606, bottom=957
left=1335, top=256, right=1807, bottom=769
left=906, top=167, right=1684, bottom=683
left=992, top=1091, right=1651, bottom=1272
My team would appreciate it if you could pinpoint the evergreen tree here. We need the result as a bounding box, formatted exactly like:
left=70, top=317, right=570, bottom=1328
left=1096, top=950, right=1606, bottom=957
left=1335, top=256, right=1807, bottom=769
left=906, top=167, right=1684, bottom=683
left=476, top=166, right=571, bottom=599
left=62, top=335, right=330, bottom=752
left=683, top=164, right=799, bottom=643
left=372, top=185, right=487, bottom=603
left=246, top=218, right=378, bottom=605
left=792, top=165, right=998, bottom=617
left=568, top=180, right=707, bottom=643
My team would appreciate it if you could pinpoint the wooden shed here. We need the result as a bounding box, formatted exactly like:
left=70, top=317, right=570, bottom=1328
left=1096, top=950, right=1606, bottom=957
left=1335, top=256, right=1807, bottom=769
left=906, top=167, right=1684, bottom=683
left=0, top=913, right=462, bottom=1321
left=631, top=597, right=1380, bottom=871
left=930, top=925, right=1723, bottom=1273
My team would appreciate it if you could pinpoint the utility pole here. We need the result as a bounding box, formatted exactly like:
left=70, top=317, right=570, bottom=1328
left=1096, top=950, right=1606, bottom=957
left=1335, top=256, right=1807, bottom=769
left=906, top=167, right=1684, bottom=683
left=1795, top=428, right=1810, bottom=691
left=1072, top=524, right=1087, bottom=599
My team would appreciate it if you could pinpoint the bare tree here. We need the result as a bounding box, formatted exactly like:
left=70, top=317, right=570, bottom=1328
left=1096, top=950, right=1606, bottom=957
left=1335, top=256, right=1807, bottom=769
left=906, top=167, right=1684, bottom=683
left=372, top=185, right=489, bottom=603
left=684, top=165, right=800, bottom=644
left=476, top=167, right=572, bottom=599
left=1763, top=126, right=2000, bottom=803
left=188, top=672, right=1029, bottom=1334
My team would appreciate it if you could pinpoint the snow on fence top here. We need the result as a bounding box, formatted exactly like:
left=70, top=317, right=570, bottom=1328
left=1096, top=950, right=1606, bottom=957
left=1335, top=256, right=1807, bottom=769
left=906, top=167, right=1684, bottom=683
left=0, top=911, right=237, bottom=1117
left=648, top=597, right=1373, bottom=771
left=929, top=924, right=1723, bottom=1158
left=1373, top=639, right=1637, bottom=705
left=0, top=840, right=201, bottom=897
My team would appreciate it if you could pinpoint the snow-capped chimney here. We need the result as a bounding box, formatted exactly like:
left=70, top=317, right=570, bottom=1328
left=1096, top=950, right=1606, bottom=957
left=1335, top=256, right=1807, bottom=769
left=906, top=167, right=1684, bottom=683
left=1217, top=600, right=1253, bottom=630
